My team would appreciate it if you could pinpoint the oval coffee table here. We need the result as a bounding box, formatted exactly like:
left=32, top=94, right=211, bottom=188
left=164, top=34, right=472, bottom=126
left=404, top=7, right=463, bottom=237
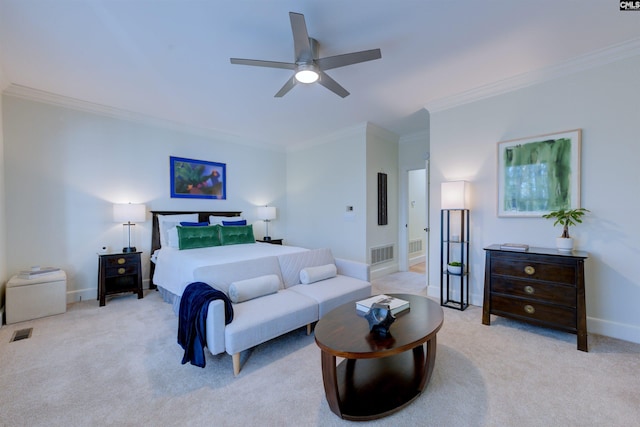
left=314, top=293, right=444, bottom=421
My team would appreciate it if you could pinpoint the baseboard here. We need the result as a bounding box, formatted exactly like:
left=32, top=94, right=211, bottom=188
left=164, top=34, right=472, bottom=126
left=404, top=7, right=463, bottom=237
left=427, top=284, right=483, bottom=307
left=370, top=263, right=399, bottom=280
left=587, top=316, right=640, bottom=345
left=430, top=288, right=640, bottom=345
left=409, top=254, right=426, bottom=266
left=65, top=279, right=152, bottom=304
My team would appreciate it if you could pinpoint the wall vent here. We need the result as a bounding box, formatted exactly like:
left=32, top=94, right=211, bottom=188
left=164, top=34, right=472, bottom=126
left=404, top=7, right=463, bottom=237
left=409, top=239, right=423, bottom=254
left=371, top=244, right=394, bottom=265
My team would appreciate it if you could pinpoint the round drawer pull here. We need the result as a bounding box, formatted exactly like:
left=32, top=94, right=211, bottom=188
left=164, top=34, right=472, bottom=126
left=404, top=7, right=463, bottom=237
left=524, top=265, right=535, bottom=275
left=524, top=285, right=535, bottom=295
left=524, top=304, right=535, bottom=315
left=117, top=258, right=126, bottom=265
left=118, top=268, right=126, bottom=275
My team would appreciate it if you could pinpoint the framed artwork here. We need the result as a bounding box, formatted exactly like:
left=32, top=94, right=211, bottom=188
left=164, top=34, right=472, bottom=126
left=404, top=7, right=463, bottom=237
left=170, top=156, right=226, bottom=199
left=497, top=129, right=581, bottom=217
left=378, top=172, right=388, bottom=225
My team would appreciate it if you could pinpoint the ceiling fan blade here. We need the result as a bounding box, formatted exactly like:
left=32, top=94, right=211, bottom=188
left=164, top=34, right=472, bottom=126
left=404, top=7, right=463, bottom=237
left=316, top=48, right=382, bottom=71
left=274, top=76, right=297, bottom=97
left=230, top=58, right=296, bottom=70
left=289, top=12, right=313, bottom=62
left=317, top=70, right=350, bottom=98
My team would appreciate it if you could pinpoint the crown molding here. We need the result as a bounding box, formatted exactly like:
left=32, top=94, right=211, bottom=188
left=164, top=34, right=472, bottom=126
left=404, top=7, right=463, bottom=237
left=2, top=84, right=286, bottom=152
left=425, top=37, right=640, bottom=113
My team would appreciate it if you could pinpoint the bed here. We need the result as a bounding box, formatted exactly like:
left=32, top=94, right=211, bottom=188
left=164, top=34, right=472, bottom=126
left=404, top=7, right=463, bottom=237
left=149, top=210, right=307, bottom=312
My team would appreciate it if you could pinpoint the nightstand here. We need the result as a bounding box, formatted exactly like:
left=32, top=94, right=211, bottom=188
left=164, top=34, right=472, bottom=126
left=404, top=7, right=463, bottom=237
left=257, top=238, right=283, bottom=245
left=98, top=252, right=143, bottom=306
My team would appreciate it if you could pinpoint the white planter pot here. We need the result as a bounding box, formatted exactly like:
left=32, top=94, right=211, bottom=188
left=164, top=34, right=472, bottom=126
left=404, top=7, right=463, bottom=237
left=556, top=237, right=574, bottom=252
left=447, top=265, right=462, bottom=275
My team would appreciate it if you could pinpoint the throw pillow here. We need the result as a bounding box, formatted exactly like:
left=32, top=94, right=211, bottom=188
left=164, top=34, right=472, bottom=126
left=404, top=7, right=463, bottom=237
left=300, top=263, right=337, bottom=284
left=219, top=224, right=255, bottom=245
left=228, top=274, right=280, bottom=303
left=177, top=224, right=221, bottom=250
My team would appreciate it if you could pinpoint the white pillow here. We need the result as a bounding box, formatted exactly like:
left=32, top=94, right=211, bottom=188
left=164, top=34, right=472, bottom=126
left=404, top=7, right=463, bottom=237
left=300, top=264, right=337, bottom=284
left=209, top=215, right=245, bottom=225
left=228, top=274, right=280, bottom=303
left=157, top=214, right=198, bottom=248
left=167, top=226, right=179, bottom=248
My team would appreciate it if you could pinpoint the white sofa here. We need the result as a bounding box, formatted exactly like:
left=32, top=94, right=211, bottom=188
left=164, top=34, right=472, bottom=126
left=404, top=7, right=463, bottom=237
left=192, top=248, right=371, bottom=375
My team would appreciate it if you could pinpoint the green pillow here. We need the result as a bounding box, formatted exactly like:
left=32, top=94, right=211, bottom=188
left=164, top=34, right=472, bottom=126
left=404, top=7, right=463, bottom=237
left=219, top=224, right=255, bottom=246
left=177, top=225, right=221, bottom=250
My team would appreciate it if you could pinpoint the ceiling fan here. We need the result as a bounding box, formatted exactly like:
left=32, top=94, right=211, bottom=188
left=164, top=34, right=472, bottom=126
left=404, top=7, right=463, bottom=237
left=230, top=12, right=382, bottom=98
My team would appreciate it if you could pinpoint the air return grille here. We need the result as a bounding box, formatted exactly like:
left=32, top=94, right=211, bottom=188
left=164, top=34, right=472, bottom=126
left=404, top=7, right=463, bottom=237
left=409, top=239, right=423, bottom=254
left=11, top=328, right=33, bottom=342
left=371, top=244, right=394, bottom=265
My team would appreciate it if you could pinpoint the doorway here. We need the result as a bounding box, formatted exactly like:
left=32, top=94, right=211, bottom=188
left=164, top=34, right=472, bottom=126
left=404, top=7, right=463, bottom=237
left=407, top=168, right=428, bottom=277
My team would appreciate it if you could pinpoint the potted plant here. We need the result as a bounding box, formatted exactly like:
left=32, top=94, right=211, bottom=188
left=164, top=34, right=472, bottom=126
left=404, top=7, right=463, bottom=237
left=542, top=207, right=589, bottom=252
left=447, top=261, right=463, bottom=275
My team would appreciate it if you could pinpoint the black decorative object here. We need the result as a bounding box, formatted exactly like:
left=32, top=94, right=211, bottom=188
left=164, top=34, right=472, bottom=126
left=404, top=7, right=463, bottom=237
left=364, top=302, right=396, bottom=336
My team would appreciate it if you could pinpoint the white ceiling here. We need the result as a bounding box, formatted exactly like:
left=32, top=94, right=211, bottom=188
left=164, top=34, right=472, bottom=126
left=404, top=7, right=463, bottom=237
left=1, top=1, right=639, bottom=149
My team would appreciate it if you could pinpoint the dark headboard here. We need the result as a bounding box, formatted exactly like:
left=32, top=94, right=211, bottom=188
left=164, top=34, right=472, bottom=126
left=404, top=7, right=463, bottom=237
left=149, top=210, right=242, bottom=288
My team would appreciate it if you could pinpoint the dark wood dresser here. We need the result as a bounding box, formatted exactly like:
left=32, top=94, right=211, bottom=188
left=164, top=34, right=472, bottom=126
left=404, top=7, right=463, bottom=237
left=482, top=245, right=588, bottom=351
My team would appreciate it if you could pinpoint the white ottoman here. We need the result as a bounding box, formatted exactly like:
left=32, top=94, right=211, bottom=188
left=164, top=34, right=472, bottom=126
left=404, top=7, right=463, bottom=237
left=6, top=270, right=67, bottom=324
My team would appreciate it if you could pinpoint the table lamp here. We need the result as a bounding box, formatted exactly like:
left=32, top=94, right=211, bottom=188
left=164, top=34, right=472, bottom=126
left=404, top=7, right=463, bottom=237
left=113, top=203, right=146, bottom=253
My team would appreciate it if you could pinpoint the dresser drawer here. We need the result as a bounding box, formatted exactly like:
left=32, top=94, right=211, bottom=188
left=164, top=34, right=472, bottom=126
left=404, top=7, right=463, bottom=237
left=491, top=294, right=576, bottom=330
left=105, top=254, right=139, bottom=267
left=491, top=276, right=576, bottom=307
left=492, top=257, right=576, bottom=285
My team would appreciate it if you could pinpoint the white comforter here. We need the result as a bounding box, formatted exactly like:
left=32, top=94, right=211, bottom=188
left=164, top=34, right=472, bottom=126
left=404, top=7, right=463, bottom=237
left=152, top=242, right=307, bottom=297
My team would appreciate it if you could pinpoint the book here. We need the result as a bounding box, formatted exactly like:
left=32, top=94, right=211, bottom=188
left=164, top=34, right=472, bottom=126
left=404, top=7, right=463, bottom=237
left=500, top=243, right=529, bottom=251
left=356, top=294, right=410, bottom=315
left=18, top=267, right=61, bottom=279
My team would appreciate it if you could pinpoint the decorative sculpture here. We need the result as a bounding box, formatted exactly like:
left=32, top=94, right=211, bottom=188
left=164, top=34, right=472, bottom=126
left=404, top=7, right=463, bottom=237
left=364, top=302, right=396, bottom=337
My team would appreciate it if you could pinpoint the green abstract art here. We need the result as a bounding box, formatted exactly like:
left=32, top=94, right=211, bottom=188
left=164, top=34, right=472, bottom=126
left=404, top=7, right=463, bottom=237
left=497, top=130, right=581, bottom=217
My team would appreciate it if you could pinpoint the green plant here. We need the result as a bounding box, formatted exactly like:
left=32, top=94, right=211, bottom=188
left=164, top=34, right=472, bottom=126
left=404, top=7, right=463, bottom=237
left=542, top=208, right=589, bottom=238
left=448, top=261, right=462, bottom=267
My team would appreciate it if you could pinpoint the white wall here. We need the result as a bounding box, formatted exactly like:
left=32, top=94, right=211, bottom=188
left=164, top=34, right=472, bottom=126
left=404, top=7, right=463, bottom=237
left=0, top=66, right=6, bottom=315
left=429, top=55, right=640, bottom=344
left=2, top=96, right=287, bottom=302
left=366, top=123, right=399, bottom=276
left=286, top=125, right=367, bottom=262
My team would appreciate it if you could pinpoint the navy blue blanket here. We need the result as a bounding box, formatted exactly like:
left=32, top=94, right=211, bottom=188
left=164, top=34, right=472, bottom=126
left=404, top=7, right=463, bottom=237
left=178, top=282, right=234, bottom=368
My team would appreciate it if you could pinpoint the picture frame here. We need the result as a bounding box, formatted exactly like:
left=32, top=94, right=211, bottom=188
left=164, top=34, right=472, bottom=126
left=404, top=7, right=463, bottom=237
left=378, top=172, right=388, bottom=225
left=170, top=156, right=226, bottom=199
left=497, top=129, right=581, bottom=217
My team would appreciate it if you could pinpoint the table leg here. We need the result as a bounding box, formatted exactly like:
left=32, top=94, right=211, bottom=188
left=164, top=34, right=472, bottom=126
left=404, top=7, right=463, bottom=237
left=418, top=335, right=437, bottom=391
left=320, top=350, right=342, bottom=417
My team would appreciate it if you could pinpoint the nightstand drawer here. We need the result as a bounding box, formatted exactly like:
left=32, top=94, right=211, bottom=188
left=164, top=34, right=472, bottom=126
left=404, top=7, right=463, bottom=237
left=492, top=257, right=576, bottom=285
left=106, top=264, right=139, bottom=278
left=491, top=294, right=576, bottom=330
left=105, top=254, right=139, bottom=267
left=491, top=276, right=576, bottom=307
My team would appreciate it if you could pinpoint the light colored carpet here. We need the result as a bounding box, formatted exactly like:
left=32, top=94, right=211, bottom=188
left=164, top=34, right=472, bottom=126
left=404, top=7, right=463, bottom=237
left=1, top=272, right=639, bottom=426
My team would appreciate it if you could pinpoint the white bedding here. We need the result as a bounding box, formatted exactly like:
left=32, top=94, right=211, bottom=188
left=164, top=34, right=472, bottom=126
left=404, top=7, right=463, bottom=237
left=152, top=242, right=307, bottom=297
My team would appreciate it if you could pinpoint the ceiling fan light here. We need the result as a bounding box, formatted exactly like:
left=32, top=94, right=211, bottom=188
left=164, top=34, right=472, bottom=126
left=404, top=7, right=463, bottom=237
left=295, top=65, right=319, bottom=84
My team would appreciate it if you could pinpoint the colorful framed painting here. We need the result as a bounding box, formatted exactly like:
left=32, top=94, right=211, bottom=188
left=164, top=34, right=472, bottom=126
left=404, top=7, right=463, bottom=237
left=497, top=129, right=581, bottom=217
left=170, top=156, right=226, bottom=199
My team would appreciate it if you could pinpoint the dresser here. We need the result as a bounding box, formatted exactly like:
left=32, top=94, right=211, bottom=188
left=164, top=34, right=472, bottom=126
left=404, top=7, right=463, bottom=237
left=98, top=252, right=143, bottom=306
left=482, top=245, right=588, bottom=351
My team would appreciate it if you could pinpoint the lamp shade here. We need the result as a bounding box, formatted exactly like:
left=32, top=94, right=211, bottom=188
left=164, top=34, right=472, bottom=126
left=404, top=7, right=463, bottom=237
left=257, top=206, right=276, bottom=221
left=441, top=181, right=469, bottom=210
left=113, top=203, right=146, bottom=223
